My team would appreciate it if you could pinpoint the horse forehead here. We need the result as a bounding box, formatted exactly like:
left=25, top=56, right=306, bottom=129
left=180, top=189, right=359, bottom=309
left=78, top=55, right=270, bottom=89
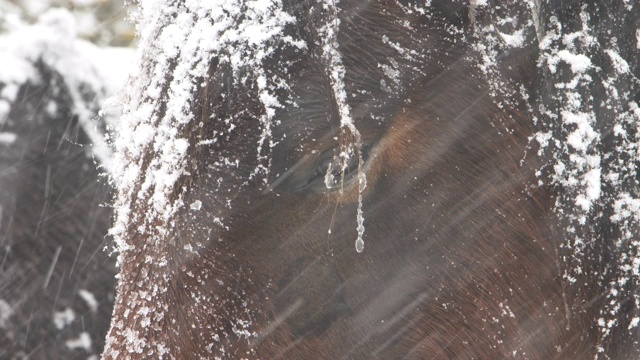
left=208, top=1, right=449, bottom=140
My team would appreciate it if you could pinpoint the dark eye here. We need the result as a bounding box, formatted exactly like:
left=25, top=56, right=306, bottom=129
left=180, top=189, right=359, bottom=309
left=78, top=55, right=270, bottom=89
left=300, top=144, right=370, bottom=193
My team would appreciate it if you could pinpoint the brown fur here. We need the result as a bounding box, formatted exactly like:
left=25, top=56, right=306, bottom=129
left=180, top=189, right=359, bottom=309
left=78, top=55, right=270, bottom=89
left=103, top=1, right=633, bottom=358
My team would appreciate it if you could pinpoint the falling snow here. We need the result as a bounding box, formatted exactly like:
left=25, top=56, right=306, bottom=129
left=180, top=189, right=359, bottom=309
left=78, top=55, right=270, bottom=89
left=78, top=289, right=99, bottom=313
left=53, top=308, right=76, bottom=330
left=4, top=0, right=637, bottom=358
left=65, top=331, right=92, bottom=351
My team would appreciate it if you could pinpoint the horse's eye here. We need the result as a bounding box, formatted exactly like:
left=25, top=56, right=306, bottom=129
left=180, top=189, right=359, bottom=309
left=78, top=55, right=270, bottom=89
left=301, top=144, right=369, bottom=193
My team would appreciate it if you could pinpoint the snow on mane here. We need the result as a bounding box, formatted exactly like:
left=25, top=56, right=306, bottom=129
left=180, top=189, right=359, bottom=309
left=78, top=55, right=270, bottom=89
left=109, top=0, right=304, bottom=256
left=109, top=0, right=376, bottom=256
left=474, top=3, right=640, bottom=350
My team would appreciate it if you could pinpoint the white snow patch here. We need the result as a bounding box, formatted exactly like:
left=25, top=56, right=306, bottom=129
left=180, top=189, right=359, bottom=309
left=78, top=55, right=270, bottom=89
left=534, top=131, right=552, bottom=155
left=380, top=60, right=401, bottom=86
left=556, top=50, right=592, bottom=73
left=605, top=49, right=630, bottom=74
left=470, top=0, right=488, bottom=6
left=574, top=167, right=601, bottom=212
left=0, top=132, right=17, bottom=145
left=562, top=111, right=597, bottom=152
left=65, top=331, right=92, bottom=351
left=499, top=29, right=525, bottom=48
left=78, top=289, right=98, bottom=313
left=611, top=194, right=640, bottom=223
left=0, top=83, right=20, bottom=101
left=53, top=307, right=76, bottom=330
left=0, top=299, right=12, bottom=328
left=190, top=200, right=202, bottom=211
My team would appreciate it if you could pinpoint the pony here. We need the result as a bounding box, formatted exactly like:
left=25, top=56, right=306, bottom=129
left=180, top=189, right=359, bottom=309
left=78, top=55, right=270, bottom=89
left=103, top=1, right=640, bottom=358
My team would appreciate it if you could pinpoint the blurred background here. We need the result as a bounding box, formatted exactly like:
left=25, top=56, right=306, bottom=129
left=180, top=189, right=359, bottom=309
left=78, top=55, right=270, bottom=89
left=1, top=0, right=134, bottom=47
left=0, top=1, right=134, bottom=358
